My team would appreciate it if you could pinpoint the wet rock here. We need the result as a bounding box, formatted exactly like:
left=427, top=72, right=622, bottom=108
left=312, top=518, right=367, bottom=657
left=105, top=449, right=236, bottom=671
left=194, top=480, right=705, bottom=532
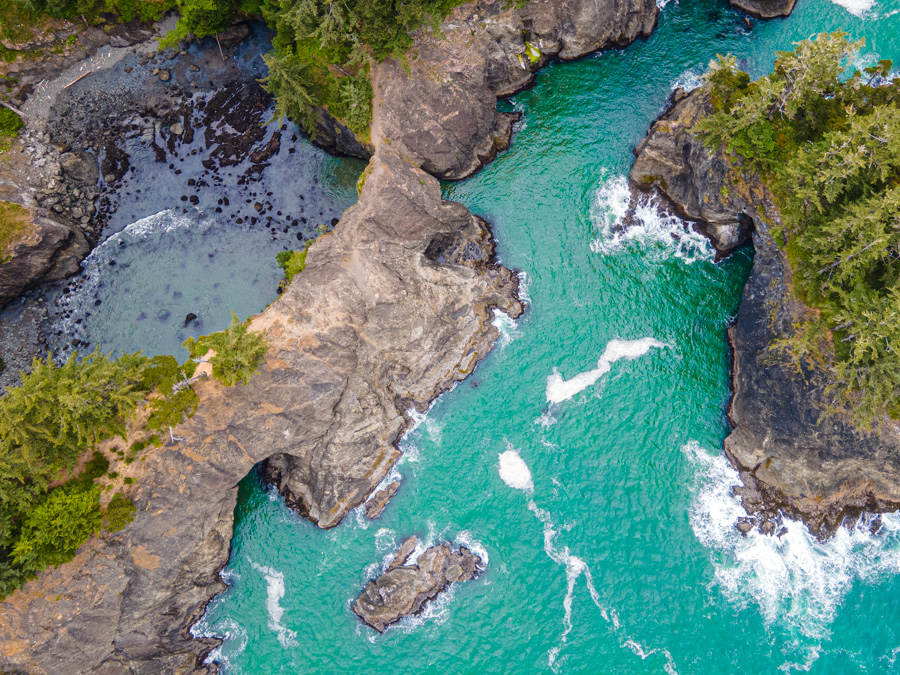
left=108, top=20, right=155, bottom=47
left=353, top=541, right=483, bottom=632
left=157, top=310, right=170, bottom=323
left=170, top=122, right=184, bottom=136
left=730, top=0, right=797, bottom=19
left=157, top=69, right=170, bottom=82
left=216, top=22, right=251, bottom=49
left=59, top=151, right=99, bottom=185
left=189, top=64, right=200, bottom=72
left=365, top=481, right=400, bottom=519
left=735, top=519, right=753, bottom=536
left=184, top=312, right=198, bottom=327
left=387, top=536, right=418, bottom=571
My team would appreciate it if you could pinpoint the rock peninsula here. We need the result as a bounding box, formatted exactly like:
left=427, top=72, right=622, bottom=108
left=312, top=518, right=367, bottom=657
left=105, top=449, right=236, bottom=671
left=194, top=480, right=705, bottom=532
left=631, top=87, right=900, bottom=539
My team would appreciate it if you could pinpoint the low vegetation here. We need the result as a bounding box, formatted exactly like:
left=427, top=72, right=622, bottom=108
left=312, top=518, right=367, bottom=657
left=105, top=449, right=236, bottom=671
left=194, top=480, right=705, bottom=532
left=275, top=237, right=313, bottom=285
left=184, top=311, right=267, bottom=386
left=0, top=109, right=24, bottom=153
left=0, top=201, right=30, bottom=259
left=697, top=31, right=900, bottom=426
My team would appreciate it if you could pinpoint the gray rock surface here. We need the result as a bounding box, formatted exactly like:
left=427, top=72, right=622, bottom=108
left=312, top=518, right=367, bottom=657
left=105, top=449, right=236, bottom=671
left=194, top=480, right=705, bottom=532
left=364, top=480, right=401, bottom=519
left=729, top=0, right=797, bottom=19
left=374, top=0, right=659, bottom=180
left=353, top=540, right=483, bottom=632
left=631, top=87, right=900, bottom=538
left=0, top=207, right=88, bottom=308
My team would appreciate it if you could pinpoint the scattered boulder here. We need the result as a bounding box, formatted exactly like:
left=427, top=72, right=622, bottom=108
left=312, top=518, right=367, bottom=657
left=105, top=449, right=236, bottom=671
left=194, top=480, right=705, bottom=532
left=353, top=541, right=483, bottom=633
left=59, top=151, right=99, bottom=185
left=170, top=122, right=184, bottom=136
left=216, top=23, right=251, bottom=49
left=184, top=312, right=198, bottom=327
left=158, top=69, right=170, bottom=82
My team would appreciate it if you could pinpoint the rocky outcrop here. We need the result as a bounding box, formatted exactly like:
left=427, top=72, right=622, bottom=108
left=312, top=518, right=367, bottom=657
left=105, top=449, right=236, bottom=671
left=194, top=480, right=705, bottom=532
left=631, top=88, right=754, bottom=255
left=364, top=480, right=400, bottom=519
left=0, top=151, right=521, bottom=674
left=373, top=0, right=659, bottom=179
left=353, top=537, right=483, bottom=632
left=631, top=87, right=900, bottom=539
left=0, top=0, right=663, bottom=670
left=729, top=0, right=797, bottom=19
left=0, top=206, right=88, bottom=308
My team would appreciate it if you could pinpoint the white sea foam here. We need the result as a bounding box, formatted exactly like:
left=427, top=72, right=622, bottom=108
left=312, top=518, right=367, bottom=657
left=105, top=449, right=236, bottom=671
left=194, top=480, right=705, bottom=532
left=545, top=337, right=667, bottom=404
left=828, top=0, right=876, bottom=17
left=492, top=308, right=520, bottom=349
left=684, top=441, right=900, bottom=641
left=455, top=530, right=490, bottom=567
left=517, top=271, right=531, bottom=305
left=590, top=174, right=714, bottom=264
left=672, top=69, right=703, bottom=92
left=498, top=445, right=534, bottom=492
left=250, top=562, right=297, bottom=648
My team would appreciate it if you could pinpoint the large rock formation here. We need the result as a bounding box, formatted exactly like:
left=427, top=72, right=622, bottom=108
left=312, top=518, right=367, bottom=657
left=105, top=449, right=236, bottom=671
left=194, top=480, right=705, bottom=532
left=374, top=0, right=659, bottom=180
left=0, top=151, right=521, bottom=674
left=353, top=536, right=484, bottom=632
left=0, top=0, right=663, bottom=671
left=0, top=206, right=88, bottom=308
left=631, top=88, right=900, bottom=538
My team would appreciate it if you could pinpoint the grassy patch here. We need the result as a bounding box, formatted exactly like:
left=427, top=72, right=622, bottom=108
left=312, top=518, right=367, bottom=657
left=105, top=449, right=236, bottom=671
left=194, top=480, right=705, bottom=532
left=0, top=201, right=31, bottom=258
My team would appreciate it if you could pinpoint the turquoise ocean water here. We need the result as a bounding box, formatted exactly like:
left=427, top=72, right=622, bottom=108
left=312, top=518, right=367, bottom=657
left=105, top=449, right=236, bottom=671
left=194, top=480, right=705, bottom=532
left=95, top=0, right=900, bottom=671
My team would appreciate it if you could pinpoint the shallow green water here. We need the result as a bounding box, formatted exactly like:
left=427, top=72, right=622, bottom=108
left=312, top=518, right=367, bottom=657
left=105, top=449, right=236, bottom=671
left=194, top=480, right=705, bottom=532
left=194, top=0, right=900, bottom=672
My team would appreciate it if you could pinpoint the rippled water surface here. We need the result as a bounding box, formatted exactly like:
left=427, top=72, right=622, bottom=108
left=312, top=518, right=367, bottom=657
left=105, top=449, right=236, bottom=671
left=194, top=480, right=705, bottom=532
left=126, top=0, right=900, bottom=670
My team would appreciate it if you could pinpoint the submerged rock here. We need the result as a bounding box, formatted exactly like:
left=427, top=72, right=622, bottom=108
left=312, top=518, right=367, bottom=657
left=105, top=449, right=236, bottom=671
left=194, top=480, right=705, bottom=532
left=353, top=540, right=483, bottom=632
left=631, top=87, right=900, bottom=539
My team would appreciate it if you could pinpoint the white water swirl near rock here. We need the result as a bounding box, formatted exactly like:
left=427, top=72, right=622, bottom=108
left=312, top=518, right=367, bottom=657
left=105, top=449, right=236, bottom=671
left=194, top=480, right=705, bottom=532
left=250, top=562, right=298, bottom=649
left=828, top=0, right=876, bottom=18
left=590, top=174, right=714, bottom=264
left=684, top=441, right=900, bottom=664
left=545, top=337, right=667, bottom=404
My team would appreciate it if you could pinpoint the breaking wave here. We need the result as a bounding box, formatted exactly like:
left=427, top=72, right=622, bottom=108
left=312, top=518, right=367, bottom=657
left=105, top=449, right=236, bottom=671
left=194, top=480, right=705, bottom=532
left=684, top=441, right=900, bottom=642
left=590, top=174, right=714, bottom=264
left=545, top=337, right=667, bottom=404
left=828, top=0, right=876, bottom=18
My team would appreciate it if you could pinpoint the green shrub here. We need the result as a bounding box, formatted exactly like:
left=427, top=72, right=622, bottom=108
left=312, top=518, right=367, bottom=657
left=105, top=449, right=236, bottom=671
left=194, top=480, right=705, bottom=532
left=104, top=493, right=136, bottom=531
left=275, top=237, right=314, bottom=284
left=184, top=312, right=267, bottom=386
left=11, top=487, right=102, bottom=569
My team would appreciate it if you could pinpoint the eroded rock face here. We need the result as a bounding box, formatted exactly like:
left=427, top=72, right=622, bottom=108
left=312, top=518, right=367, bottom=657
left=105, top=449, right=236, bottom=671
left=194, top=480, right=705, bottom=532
left=353, top=538, right=483, bottom=632
left=631, top=87, right=900, bottom=539
left=374, top=0, right=659, bottom=179
left=630, top=88, right=754, bottom=255
left=0, top=208, right=88, bottom=308
left=729, top=0, right=797, bottom=19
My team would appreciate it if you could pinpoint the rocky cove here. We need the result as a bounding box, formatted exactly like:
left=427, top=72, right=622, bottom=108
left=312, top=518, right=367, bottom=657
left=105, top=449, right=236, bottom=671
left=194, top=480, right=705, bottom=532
left=1, top=0, right=900, bottom=673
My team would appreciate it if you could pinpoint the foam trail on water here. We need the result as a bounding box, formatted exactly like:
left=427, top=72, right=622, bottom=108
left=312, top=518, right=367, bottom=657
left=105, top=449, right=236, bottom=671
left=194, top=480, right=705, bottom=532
left=590, top=174, right=714, bottom=264
left=545, top=338, right=667, bottom=404
left=498, top=444, right=534, bottom=492
left=528, top=500, right=603, bottom=672
left=672, top=69, right=703, bottom=92
left=250, top=562, right=297, bottom=648
left=684, top=441, right=900, bottom=642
